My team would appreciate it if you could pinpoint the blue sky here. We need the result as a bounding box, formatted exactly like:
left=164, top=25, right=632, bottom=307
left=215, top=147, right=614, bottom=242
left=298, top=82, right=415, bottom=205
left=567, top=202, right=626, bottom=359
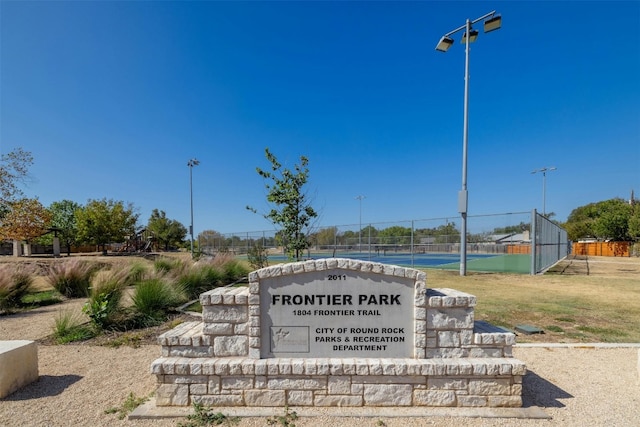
left=1, top=1, right=639, bottom=236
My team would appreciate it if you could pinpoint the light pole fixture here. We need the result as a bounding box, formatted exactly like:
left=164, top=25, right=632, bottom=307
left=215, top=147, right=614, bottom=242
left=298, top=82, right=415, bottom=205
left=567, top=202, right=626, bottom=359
left=188, top=158, right=200, bottom=258
left=532, top=167, right=557, bottom=216
left=355, top=195, right=365, bottom=251
left=435, top=10, right=501, bottom=276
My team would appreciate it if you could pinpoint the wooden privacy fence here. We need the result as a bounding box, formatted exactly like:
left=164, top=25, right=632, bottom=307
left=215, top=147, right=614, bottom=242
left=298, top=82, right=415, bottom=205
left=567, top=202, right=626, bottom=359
left=507, top=244, right=531, bottom=254
left=572, top=241, right=630, bottom=257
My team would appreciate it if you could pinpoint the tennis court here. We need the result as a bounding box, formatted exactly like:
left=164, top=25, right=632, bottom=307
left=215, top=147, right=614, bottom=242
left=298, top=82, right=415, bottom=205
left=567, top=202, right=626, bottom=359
left=259, top=251, right=532, bottom=274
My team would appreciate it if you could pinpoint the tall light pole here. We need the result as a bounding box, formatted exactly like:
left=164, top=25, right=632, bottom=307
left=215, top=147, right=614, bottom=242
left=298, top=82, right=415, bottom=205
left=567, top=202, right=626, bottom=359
left=355, top=195, right=365, bottom=251
left=188, top=158, right=200, bottom=258
left=532, top=167, right=557, bottom=216
left=436, top=11, right=502, bottom=276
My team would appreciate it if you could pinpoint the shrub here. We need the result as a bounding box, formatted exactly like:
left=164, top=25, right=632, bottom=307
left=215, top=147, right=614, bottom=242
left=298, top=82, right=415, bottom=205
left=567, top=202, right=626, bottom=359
left=131, top=278, right=185, bottom=322
left=47, top=259, right=96, bottom=298
left=82, top=265, right=136, bottom=330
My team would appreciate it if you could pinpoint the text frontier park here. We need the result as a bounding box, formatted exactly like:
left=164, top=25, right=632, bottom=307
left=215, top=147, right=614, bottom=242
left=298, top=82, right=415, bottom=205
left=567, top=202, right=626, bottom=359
left=270, top=293, right=402, bottom=316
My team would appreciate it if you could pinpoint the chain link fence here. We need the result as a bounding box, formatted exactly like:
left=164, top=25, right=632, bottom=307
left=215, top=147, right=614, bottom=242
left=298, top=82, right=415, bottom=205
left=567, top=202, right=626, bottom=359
left=199, top=211, right=571, bottom=274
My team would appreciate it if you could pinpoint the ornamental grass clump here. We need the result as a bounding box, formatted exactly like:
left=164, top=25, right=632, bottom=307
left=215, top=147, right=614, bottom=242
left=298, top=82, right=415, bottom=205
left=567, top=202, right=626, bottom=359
left=83, top=267, right=128, bottom=329
left=47, top=258, right=96, bottom=298
left=154, top=257, right=188, bottom=275
left=176, top=255, right=249, bottom=300
left=52, top=309, right=95, bottom=344
left=124, top=261, right=149, bottom=286
left=0, top=264, right=35, bottom=311
left=177, top=265, right=224, bottom=300
left=221, top=259, right=249, bottom=284
left=131, top=278, right=185, bottom=324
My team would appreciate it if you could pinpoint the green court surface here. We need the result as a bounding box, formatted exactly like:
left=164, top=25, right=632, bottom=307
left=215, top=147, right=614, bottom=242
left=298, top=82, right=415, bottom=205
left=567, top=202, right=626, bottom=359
left=434, top=254, right=531, bottom=274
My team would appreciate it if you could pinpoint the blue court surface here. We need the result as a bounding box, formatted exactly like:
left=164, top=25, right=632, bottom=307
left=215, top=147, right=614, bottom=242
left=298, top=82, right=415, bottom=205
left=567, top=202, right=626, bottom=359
left=256, top=252, right=531, bottom=274
left=322, top=252, right=491, bottom=267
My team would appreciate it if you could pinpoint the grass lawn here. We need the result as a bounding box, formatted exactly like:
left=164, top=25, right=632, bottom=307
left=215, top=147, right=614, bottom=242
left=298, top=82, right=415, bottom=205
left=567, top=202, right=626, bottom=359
left=425, top=256, right=640, bottom=343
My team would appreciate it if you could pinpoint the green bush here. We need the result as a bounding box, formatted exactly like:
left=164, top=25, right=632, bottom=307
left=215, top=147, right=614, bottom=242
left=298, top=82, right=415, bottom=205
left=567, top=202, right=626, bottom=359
left=84, top=285, right=123, bottom=329
left=47, top=259, right=96, bottom=298
left=83, top=263, right=144, bottom=330
left=131, top=278, right=185, bottom=322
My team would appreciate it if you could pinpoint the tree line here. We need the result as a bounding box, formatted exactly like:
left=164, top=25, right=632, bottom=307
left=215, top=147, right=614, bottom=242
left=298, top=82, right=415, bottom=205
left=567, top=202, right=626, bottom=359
left=0, top=148, right=187, bottom=254
left=563, top=197, right=639, bottom=242
left=1, top=147, right=638, bottom=258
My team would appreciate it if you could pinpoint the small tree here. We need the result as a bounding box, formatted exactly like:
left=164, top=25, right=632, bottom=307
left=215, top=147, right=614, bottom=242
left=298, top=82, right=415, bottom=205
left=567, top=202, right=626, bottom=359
left=247, top=148, right=318, bottom=261
left=0, top=198, right=52, bottom=248
left=0, top=148, right=33, bottom=207
left=48, top=200, right=82, bottom=255
left=565, top=198, right=634, bottom=241
left=147, top=209, right=187, bottom=250
left=247, top=242, right=269, bottom=269
left=314, top=226, right=338, bottom=247
left=75, top=198, right=138, bottom=252
left=629, top=204, right=640, bottom=241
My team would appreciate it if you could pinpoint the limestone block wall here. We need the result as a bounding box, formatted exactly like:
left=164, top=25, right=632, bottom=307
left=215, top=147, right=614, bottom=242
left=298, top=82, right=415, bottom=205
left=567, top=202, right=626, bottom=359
left=425, top=288, right=515, bottom=358
left=152, top=357, right=525, bottom=408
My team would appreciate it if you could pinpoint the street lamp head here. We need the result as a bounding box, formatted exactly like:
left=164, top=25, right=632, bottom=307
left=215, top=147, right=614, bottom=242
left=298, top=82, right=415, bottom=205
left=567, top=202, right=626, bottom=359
left=435, top=36, right=454, bottom=52
left=460, top=29, right=479, bottom=44
left=188, top=158, right=200, bottom=167
left=532, top=167, right=557, bottom=175
left=483, top=14, right=502, bottom=33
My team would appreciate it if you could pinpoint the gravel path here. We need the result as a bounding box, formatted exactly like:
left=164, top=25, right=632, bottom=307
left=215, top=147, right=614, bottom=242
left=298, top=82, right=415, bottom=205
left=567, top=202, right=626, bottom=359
left=1, top=303, right=639, bottom=426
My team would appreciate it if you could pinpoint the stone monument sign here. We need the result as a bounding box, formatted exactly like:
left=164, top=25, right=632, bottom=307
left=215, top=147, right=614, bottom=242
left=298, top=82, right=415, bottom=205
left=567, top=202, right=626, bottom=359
left=151, top=258, right=525, bottom=408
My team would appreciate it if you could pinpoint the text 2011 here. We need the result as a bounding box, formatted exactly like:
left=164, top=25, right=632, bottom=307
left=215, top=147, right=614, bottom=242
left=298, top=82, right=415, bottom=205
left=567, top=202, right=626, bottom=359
left=327, top=274, right=347, bottom=280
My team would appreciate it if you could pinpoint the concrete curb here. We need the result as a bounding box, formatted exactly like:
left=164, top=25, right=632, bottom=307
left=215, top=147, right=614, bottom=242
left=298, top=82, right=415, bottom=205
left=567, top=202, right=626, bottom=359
left=129, top=398, right=551, bottom=420
left=515, top=343, right=640, bottom=348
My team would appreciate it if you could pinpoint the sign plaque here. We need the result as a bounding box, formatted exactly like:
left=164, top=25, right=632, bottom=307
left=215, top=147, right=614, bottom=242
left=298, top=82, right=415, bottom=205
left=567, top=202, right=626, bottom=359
left=260, top=268, right=414, bottom=358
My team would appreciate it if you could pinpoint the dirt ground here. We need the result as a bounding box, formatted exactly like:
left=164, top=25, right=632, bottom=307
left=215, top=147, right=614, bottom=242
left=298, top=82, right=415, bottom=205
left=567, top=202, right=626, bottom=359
left=1, top=254, right=639, bottom=427
left=547, top=254, right=640, bottom=277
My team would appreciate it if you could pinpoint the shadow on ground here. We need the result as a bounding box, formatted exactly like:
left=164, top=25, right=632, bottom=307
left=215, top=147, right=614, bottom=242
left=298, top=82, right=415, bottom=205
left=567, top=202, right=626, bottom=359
left=2, top=375, right=82, bottom=401
left=522, top=370, right=573, bottom=408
